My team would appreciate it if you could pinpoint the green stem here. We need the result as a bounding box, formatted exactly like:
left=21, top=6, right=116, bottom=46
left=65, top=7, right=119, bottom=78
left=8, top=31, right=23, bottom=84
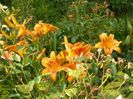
left=21, top=68, right=28, bottom=83
left=53, top=33, right=57, bottom=53
left=99, top=75, right=109, bottom=89
left=118, top=80, right=126, bottom=90
left=83, top=79, right=89, bottom=98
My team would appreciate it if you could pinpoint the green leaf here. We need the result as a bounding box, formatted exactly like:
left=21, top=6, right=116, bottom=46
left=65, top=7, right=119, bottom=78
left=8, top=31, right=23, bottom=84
left=13, top=53, right=21, bottom=62
left=123, top=35, right=131, bottom=45
left=35, top=81, right=50, bottom=91
left=65, top=88, right=78, bottom=97
left=74, top=57, right=87, bottom=62
left=23, top=57, right=32, bottom=66
left=67, top=69, right=81, bottom=78
left=11, top=68, right=21, bottom=74
left=101, top=81, right=121, bottom=98
left=71, top=35, right=79, bottom=43
left=15, top=63, right=23, bottom=69
left=28, top=80, right=35, bottom=91
left=16, top=85, right=29, bottom=94
left=105, top=81, right=121, bottom=89
left=92, top=63, right=98, bottom=75
left=129, top=86, right=133, bottom=91
left=110, top=64, right=117, bottom=76
left=34, top=76, right=41, bottom=84
left=127, top=93, right=133, bottom=99
left=10, top=93, right=20, bottom=98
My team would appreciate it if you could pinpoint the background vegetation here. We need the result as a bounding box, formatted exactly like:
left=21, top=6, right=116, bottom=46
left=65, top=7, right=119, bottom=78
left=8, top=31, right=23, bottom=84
left=0, top=0, right=133, bottom=98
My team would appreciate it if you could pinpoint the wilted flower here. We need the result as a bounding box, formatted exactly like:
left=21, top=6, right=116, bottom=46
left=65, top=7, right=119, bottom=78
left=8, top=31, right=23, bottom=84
left=95, top=33, right=122, bottom=55
left=1, top=51, right=14, bottom=60
left=117, top=57, right=124, bottom=64
left=0, top=40, right=5, bottom=45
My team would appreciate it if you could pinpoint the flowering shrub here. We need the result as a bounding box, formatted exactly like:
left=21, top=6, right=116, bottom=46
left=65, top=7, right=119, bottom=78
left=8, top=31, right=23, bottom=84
left=0, top=15, right=133, bottom=99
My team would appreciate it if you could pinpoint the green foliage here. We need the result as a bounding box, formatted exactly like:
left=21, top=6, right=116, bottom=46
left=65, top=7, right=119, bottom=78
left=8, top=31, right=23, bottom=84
left=109, top=0, right=133, bottom=15
left=0, top=0, right=133, bottom=98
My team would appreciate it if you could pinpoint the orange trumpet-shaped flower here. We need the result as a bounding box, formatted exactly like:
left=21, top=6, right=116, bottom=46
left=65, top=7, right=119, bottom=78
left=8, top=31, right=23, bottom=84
left=4, top=15, right=31, bottom=39
left=64, top=36, right=92, bottom=61
left=5, top=40, right=27, bottom=57
left=31, top=21, right=58, bottom=41
left=5, top=45, right=18, bottom=52
left=95, top=33, right=122, bottom=55
left=34, top=21, right=58, bottom=35
left=4, top=15, right=19, bottom=29
left=41, top=51, right=64, bottom=81
left=16, top=24, right=31, bottom=39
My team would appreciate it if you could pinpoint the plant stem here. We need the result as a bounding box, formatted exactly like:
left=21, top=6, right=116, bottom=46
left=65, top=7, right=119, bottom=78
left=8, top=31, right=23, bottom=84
left=99, top=75, right=109, bottom=89
left=53, top=33, right=57, bottom=53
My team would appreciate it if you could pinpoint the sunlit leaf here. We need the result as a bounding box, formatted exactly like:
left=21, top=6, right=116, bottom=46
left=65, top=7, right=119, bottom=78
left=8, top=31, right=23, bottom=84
left=16, top=85, right=29, bottom=94
left=65, top=88, right=78, bottom=97
left=28, top=80, right=35, bottom=91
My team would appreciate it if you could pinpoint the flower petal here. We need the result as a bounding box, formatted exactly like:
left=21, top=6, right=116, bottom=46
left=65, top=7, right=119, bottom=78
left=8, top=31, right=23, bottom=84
left=4, top=17, right=15, bottom=28
left=99, top=33, right=107, bottom=42
left=104, top=48, right=113, bottom=55
left=41, top=68, right=50, bottom=74
left=1, top=30, right=9, bottom=39
left=67, top=76, right=74, bottom=82
left=114, top=47, right=121, bottom=53
left=95, top=42, right=102, bottom=48
left=41, top=58, right=50, bottom=67
left=10, top=15, right=19, bottom=25
left=5, top=45, right=17, bottom=51
left=109, top=34, right=114, bottom=41
left=50, top=73, right=57, bottom=81
left=50, top=51, right=56, bottom=59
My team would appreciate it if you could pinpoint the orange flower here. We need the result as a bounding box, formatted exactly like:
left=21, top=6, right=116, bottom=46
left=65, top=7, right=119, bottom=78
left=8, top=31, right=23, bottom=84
left=64, top=63, right=76, bottom=82
left=4, top=17, right=15, bottom=28
left=5, top=40, right=27, bottom=57
left=1, top=29, right=9, bottom=39
left=4, top=15, right=19, bottom=29
left=36, top=48, right=46, bottom=61
left=41, top=51, right=64, bottom=81
left=34, top=21, right=59, bottom=35
left=0, top=34, right=2, bottom=38
left=5, top=45, right=18, bottom=52
left=16, top=24, right=31, bottom=39
left=95, top=33, right=122, bottom=55
left=4, top=15, right=31, bottom=39
left=64, top=36, right=92, bottom=61
left=57, top=50, right=67, bottom=62
left=16, top=40, right=27, bottom=46
left=31, top=21, right=59, bottom=40
left=65, top=63, right=86, bottom=82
